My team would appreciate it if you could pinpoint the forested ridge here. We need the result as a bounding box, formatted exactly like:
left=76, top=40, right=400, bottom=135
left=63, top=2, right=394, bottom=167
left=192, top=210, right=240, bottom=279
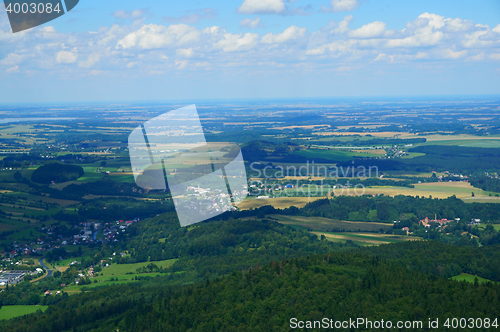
left=123, top=214, right=356, bottom=283
left=1, top=245, right=499, bottom=331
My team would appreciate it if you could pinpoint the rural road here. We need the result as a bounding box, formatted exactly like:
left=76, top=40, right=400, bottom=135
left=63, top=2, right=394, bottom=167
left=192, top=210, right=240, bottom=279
left=39, top=259, right=53, bottom=278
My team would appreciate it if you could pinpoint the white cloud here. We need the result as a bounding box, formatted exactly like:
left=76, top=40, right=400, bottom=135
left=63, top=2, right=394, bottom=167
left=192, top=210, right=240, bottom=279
left=418, top=13, right=445, bottom=29
left=415, top=52, right=429, bottom=59
left=56, top=50, right=78, bottom=64
left=321, top=0, right=360, bottom=13
left=214, top=32, right=259, bottom=52
left=306, top=40, right=356, bottom=56
left=240, top=17, right=263, bottom=29
left=113, top=9, right=148, bottom=20
left=78, top=53, right=100, bottom=68
left=336, top=66, right=352, bottom=72
left=374, top=53, right=387, bottom=61
left=163, top=8, right=216, bottom=24
left=116, top=24, right=200, bottom=50
left=349, top=21, right=386, bottom=38
left=261, top=25, right=306, bottom=44
left=6, top=65, right=19, bottom=73
left=468, top=51, right=484, bottom=61
left=258, top=61, right=285, bottom=67
left=89, top=70, right=104, bottom=76
left=385, top=15, right=444, bottom=48
left=195, top=61, right=210, bottom=67
left=0, top=10, right=498, bottom=80
left=443, top=18, right=474, bottom=32
left=463, top=27, right=491, bottom=48
left=176, top=48, right=195, bottom=58
left=238, top=0, right=286, bottom=14
left=335, top=15, right=353, bottom=34
left=442, top=49, right=467, bottom=59
left=175, top=60, right=188, bottom=69
left=0, top=53, right=31, bottom=66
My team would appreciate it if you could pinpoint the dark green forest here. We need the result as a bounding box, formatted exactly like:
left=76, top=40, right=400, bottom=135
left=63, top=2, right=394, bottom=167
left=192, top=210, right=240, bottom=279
left=1, top=243, right=499, bottom=331
left=30, top=163, right=84, bottom=184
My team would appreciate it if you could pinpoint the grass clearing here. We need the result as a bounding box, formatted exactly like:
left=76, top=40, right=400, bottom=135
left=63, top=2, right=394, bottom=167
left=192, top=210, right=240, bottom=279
left=294, top=149, right=380, bottom=162
left=100, top=259, right=177, bottom=276
left=450, top=273, right=494, bottom=284
left=313, top=231, right=420, bottom=246
left=474, top=224, right=500, bottom=231
left=0, top=305, right=48, bottom=321
left=265, top=214, right=393, bottom=232
left=238, top=197, right=324, bottom=210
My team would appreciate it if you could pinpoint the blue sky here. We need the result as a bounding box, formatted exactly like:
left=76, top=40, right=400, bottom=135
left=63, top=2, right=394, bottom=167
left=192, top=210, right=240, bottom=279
left=0, top=0, right=499, bottom=103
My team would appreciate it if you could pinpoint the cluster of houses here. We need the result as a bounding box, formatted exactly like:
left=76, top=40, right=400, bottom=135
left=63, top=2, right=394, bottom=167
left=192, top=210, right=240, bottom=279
left=393, top=215, right=484, bottom=235
left=417, top=215, right=483, bottom=230
left=418, top=216, right=458, bottom=227
left=3, top=218, right=141, bottom=260
left=180, top=186, right=248, bottom=214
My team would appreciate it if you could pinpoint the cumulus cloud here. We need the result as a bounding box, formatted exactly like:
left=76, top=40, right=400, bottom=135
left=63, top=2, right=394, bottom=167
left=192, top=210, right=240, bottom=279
left=468, top=51, right=485, bottom=61
left=335, top=15, right=353, bottom=34
left=306, top=40, right=356, bottom=56
left=175, top=60, right=188, bottom=69
left=78, top=53, right=100, bottom=68
left=240, top=17, right=263, bottom=29
left=261, top=25, right=306, bottom=44
left=6, top=65, right=19, bottom=73
left=176, top=48, right=195, bottom=58
left=116, top=24, right=200, bottom=50
left=348, top=21, right=386, bottom=38
left=321, top=0, right=361, bottom=13
left=385, top=13, right=445, bottom=48
left=163, top=8, right=216, bottom=24
left=56, top=49, right=78, bottom=64
left=0, top=53, right=31, bottom=66
left=441, top=49, right=467, bottom=59
left=1, top=9, right=499, bottom=79
left=238, top=0, right=286, bottom=14
left=443, top=17, right=474, bottom=32
left=214, top=32, right=259, bottom=52
left=415, top=52, right=429, bottom=59
left=113, top=9, right=149, bottom=20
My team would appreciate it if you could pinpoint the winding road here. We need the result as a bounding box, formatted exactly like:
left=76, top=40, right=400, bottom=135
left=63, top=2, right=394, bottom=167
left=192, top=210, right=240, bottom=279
left=39, top=259, right=53, bottom=278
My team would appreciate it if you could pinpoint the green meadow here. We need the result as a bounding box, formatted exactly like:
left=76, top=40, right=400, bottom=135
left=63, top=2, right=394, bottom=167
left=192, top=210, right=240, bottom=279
left=0, top=306, right=48, bottom=321
left=294, top=148, right=380, bottom=162
left=450, top=273, right=494, bottom=284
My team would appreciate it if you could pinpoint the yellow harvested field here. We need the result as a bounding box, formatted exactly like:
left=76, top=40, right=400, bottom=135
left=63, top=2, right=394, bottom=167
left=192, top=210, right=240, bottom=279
left=273, top=125, right=331, bottom=130
left=424, top=134, right=500, bottom=141
left=333, top=181, right=498, bottom=200
left=315, top=131, right=412, bottom=137
left=336, top=124, right=388, bottom=129
left=351, top=149, right=386, bottom=154
left=283, top=176, right=326, bottom=181
left=238, top=197, right=324, bottom=210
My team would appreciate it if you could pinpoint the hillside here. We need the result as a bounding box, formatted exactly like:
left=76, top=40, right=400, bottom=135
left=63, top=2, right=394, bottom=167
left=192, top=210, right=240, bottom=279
left=1, top=247, right=499, bottom=331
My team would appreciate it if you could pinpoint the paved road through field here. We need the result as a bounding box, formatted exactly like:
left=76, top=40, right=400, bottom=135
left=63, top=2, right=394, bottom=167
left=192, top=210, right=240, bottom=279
left=39, top=259, right=52, bottom=278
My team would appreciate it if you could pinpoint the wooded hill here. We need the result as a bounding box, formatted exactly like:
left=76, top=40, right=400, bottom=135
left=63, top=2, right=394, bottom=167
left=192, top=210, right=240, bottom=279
left=1, top=243, right=499, bottom=331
